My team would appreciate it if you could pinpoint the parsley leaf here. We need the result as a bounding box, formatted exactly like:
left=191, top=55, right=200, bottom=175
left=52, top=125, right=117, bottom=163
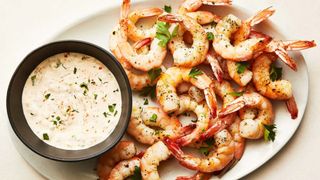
left=148, top=68, right=162, bottom=82
left=227, top=91, right=244, bottom=97
left=94, top=94, right=98, bottom=100
left=199, top=147, right=210, bottom=156
left=149, top=114, right=158, bottom=122
left=108, top=104, right=116, bottom=113
left=270, top=64, right=282, bottom=81
left=103, top=112, right=111, bottom=118
left=140, top=85, right=156, bottom=99
left=43, top=133, right=49, bottom=140
left=204, top=137, right=215, bottom=146
left=188, top=68, right=203, bottom=79
left=207, top=32, right=214, bottom=40
left=164, top=5, right=172, bottom=13
left=143, top=98, right=149, bottom=105
left=80, top=83, right=89, bottom=91
left=127, top=166, right=142, bottom=180
left=236, top=62, right=250, bottom=74
left=73, top=67, right=77, bottom=74
left=31, top=75, right=36, bottom=86
left=171, top=25, right=179, bottom=38
left=264, top=124, right=276, bottom=142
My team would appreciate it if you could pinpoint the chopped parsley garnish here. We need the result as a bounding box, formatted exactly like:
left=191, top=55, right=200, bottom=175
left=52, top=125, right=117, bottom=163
left=44, top=93, right=51, bottom=100
left=114, top=110, right=118, bottom=116
left=94, top=94, right=98, bottom=100
left=270, top=64, right=282, bottom=81
left=236, top=62, right=250, bottom=74
left=55, top=60, right=66, bottom=69
left=149, top=114, right=158, bottom=122
left=80, top=82, right=89, bottom=95
left=73, top=67, right=77, bottom=74
left=30, top=113, right=34, bottom=116
left=264, top=124, right=276, bottom=142
left=191, top=119, right=198, bottom=123
left=204, top=137, right=215, bottom=146
left=108, top=104, right=116, bottom=113
left=103, top=112, right=111, bottom=118
left=207, top=32, right=214, bottom=40
left=140, top=85, right=156, bottom=99
left=188, top=68, right=203, bottom=79
left=164, top=5, right=172, bottom=13
left=148, top=68, right=162, bottom=82
left=227, top=91, right=244, bottom=97
left=31, top=75, right=36, bottom=86
left=155, top=21, right=178, bottom=47
left=199, top=147, right=210, bottom=156
left=43, top=133, right=49, bottom=140
left=56, top=116, right=60, bottom=121
left=127, top=166, right=142, bottom=180
left=143, top=98, right=149, bottom=105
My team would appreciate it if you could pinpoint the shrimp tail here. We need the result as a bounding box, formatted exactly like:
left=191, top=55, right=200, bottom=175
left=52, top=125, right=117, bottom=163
left=180, top=124, right=197, bottom=136
left=201, top=113, right=236, bottom=139
left=121, top=0, right=130, bottom=19
left=283, top=40, right=316, bottom=51
left=219, top=98, right=245, bottom=118
left=158, top=14, right=182, bottom=23
left=248, top=6, right=275, bottom=27
left=138, top=8, right=164, bottom=17
left=163, top=138, right=184, bottom=160
left=274, top=47, right=298, bottom=71
left=213, top=158, right=238, bottom=177
left=207, top=51, right=224, bottom=82
left=133, top=37, right=152, bottom=50
left=136, top=151, right=145, bottom=158
left=286, top=96, right=298, bottom=119
left=204, top=86, right=218, bottom=119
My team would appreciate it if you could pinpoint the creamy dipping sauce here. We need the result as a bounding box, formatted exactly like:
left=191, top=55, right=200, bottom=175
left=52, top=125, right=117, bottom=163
left=22, top=52, right=121, bottom=150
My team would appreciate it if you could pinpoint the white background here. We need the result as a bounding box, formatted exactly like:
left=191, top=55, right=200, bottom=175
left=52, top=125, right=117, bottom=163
left=1, top=0, right=319, bottom=179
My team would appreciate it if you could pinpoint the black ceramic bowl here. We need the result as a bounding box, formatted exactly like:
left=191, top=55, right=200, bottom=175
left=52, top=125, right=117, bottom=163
left=6, top=40, right=132, bottom=162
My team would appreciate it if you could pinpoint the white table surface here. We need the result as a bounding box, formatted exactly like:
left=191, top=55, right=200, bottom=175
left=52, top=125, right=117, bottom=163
left=1, top=0, right=319, bottom=179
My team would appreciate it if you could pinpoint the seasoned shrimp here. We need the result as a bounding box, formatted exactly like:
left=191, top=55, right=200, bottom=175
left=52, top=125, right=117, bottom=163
left=206, top=49, right=224, bottom=82
left=186, top=11, right=221, bottom=25
left=156, top=67, right=217, bottom=117
left=141, top=141, right=171, bottom=180
left=219, top=92, right=274, bottom=139
left=176, top=172, right=211, bottom=180
left=213, top=14, right=270, bottom=61
left=164, top=129, right=235, bottom=173
left=175, top=95, right=210, bottom=146
left=117, top=19, right=167, bottom=71
left=180, top=0, right=232, bottom=13
left=97, top=141, right=136, bottom=179
left=127, top=7, right=164, bottom=41
left=159, top=14, right=209, bottom=67
left=188, top=86, right=205, bottom=103
left=127, top=106, right=182, bottom=145
left=108, top=157, right=140, bottom=180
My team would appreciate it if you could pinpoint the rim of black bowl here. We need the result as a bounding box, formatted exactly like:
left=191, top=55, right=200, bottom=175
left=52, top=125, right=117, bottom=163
left=6, top=40, right=132, bottom=162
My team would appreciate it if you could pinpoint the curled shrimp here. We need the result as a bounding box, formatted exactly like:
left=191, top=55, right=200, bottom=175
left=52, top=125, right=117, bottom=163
left=108, top=157, right=141, bottom=180
left=97, top=141, right=136, bottom=179
left=176, top=172, right=211, bottom=180
left=159, top=14, right=209, bottom=68
left=213, top=14, right=270, bottom=62
left=186, top=11, right=221, bottom=25
left=127, top=106, right=183, bottom=145
left=164, top=129, right=235, bottom=173
left=156, top=67, right=217, bottom=118
left=174, top=95, right=210, bottom=146
left=141, top=141, right=171, bottom=180
left=127, top=7, right=164, bottom=41
left=219, top=92, right=274, bottom=139
left=180, top=0, right=232, bottom=13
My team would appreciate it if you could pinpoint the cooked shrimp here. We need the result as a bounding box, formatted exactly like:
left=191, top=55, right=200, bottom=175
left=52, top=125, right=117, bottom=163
left=226, top=60, right=253, bottom=87
left=108, top=157, right=140, bottom=180
left=156, top=67, right=217, bottom=117
left=206, top=49, right=224, bottom=82
left=180, top=0, right=232, bottom=13
left=213, top=14, right=270, bottom=61
left=117, top=19, right=167, bottom=71
left=127, top=106, right=182, bottom=145
left=97, top=141, right=136, bottom=179
left=175, top=95, right=210, bottom=146
left=188, top=86, right=205, bottom=103
left=164, top=129, right=235, bottom=173
left=141, top=141, right=171, bottom=180
left=176, top=172, right=211, bottom=180
left=228, top=116, right=245, bottom=160
left=127, top=7, right=164, bottom=41
left=159, top=14, right=209, bottom=67
left=186, top=11, right=221, bottom=25
left=219, top=92, right=274, bottom=139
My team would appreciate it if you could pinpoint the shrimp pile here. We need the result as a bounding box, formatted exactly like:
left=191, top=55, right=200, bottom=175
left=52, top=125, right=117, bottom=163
left=98, top=0, right=316, bottom=179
